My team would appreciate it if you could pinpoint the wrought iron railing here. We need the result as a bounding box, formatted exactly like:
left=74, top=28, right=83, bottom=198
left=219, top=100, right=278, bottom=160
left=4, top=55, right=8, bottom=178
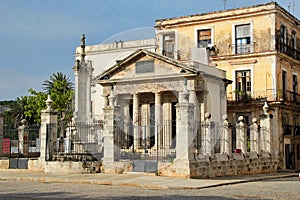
left=277, top=41, right=300, bottom=61
left=227, top=89, right=300, bottom=103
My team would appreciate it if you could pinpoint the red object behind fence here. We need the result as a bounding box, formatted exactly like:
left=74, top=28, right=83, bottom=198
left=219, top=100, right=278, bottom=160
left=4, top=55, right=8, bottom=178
left=2, top=138, right=10, bottom=154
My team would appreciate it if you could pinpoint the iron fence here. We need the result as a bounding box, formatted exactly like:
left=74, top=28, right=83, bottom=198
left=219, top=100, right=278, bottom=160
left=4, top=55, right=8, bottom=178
left=51, top=121, right=104, bottom=161
left=1, top=125, right=40, bottom=158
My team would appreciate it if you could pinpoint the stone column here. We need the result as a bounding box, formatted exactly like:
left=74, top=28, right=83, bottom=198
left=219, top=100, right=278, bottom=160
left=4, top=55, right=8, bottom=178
left=221, top=114, right=231, bottom=154
left=250, top=118, right=259, bottom=153
left=40, top=95, right=58, bottom=161
left=201, top=113, right=212, bottom=155
left=102, top=92, right=120, bottom=162
left=176, top=88, right=194, bottom=161
left=189, top=90, right=199, bottom=121
left=141, top=104, right=150, bottom=147
left=163, top=102, right=172, bottom=147
left=133, top=93, right=140, bottom=149
left=260, top=101, right=272, bottom=153
left=103, top=107, right=114, bottom=162
left=155, top=92, right=162, bottom=148
left=18, top=119, right=29, bottom=155
left=200, top=91, right=207, bottom=121
left=123, top=104, right=131, bottom=148
left=236, top=116, right=247, bottom=153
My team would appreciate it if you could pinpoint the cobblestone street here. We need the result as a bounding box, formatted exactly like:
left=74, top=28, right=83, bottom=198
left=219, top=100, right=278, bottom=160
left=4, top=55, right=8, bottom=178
left=0, top=177, right=298, bottom=200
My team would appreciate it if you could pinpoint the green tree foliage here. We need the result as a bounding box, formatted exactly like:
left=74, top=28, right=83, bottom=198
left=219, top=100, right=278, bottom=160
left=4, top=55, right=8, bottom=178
left=2, top=72, right=73, bottom=127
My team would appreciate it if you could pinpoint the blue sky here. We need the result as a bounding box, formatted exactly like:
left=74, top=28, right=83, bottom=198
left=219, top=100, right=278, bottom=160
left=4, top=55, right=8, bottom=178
left=0, top=0, right=299, bottom=100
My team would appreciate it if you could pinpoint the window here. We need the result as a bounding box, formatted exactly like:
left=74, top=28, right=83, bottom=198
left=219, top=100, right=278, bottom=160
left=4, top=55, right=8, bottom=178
left=291, top=31, right=296, bottom=49
left=235, top=24, right=251, bottom=54
left=162, top=33, right=175, bottom=59
left=293, top=74, right=298, bottom=101
left=282, top=70, right=287, bottom=92
left=236, top=70, right=251, bottom=93
left=280, top=25, right=287, bottom=52
left=197, top=29, right=212, bottom=48
left=283, top=112, right=289, bottom=125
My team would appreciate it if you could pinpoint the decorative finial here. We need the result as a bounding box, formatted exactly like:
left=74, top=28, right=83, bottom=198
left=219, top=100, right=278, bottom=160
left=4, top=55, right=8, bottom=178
left=45, top=95, right=53, bottom=111
left=80, top=34, right=86, bottom=62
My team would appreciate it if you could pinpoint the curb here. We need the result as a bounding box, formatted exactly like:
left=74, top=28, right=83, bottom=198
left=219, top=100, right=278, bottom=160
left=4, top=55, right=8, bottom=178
left=0, top=173, right=297, bottom=190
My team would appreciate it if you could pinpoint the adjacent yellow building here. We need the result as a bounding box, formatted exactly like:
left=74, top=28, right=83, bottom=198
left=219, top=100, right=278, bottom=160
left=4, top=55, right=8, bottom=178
left=155, top=2, right=300, bottom=170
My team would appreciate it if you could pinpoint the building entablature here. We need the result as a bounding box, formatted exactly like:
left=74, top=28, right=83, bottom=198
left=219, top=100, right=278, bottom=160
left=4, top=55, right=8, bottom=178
left=155, top=2, right=297, bottom=28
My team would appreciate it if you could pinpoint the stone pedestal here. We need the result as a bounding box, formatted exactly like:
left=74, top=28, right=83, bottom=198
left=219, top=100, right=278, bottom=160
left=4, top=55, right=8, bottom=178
left=175, top=88, right=194, bottom=161
left=39, top=96, right=58, bottom=161
left=236, top=116, right=247, bottom=153
left=259, top=101, right=273, bottom=154
left=201, top=113, right=213, bottom=155
left=18, top=120, right=29, bottom=155
left=220, top=115, right=231, bottom=154
left=250, top=118, right=259, bottom=153
left=102, top=105, right=121, bottom=163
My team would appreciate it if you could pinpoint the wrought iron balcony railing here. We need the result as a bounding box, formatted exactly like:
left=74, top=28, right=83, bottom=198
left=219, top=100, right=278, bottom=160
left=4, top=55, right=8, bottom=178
left=227, top=89, right=300, bottom=103
left=277, top=41, right=300, bottom=61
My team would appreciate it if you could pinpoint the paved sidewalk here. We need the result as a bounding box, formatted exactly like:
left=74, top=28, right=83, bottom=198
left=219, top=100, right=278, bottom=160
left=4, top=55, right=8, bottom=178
left=0, top=170, right=297, bottom=190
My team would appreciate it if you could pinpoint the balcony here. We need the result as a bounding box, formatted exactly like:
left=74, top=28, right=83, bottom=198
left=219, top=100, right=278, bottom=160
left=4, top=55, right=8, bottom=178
left=227, top=89, right=300, bottom=103
left=277, top=41, right=300, bottom=61
left=278, top=90, right=300, bottom=103
left=230, top=43, right=255, bottom=55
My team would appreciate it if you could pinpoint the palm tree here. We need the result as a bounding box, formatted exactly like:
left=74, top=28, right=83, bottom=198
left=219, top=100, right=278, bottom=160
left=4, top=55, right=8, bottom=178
left=42, top=72, right=73, bottom=94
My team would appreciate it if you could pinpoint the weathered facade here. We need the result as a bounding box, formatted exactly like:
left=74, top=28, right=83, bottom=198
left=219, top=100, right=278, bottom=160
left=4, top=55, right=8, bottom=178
left=154, top=1, right=300, bottom=170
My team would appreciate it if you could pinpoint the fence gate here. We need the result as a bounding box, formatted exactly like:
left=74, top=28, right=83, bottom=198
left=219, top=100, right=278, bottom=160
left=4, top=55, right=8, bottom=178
left=118, top=119, right=176, bottom=173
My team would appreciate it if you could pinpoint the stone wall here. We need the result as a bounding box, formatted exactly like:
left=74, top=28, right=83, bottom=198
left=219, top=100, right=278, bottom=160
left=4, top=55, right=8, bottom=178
left=28, top=159, right=102, bottom=174
left=0, top=158, right=9, bottom=169
left=158, top=152, right=279, bottom=178
left=102, top=161, right=133, bottom=174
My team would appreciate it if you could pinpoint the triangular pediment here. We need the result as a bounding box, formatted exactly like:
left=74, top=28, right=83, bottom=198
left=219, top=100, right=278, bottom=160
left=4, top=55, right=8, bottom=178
left=96, top=49, right=198, bottom=83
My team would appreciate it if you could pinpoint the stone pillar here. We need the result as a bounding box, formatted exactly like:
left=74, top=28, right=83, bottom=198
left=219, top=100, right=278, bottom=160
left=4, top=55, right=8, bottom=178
left=73, top=35, right=94, bottom=123
left=236, top=116, right=247, bottom=153
left=163, top=102, right=172, bottom=147
left=86, top=60, right=93, bottom=121
left=0, top=111, right=3, bottom=156
left=200, top=91, right=207, bottom=121
left=133, top=93, right=140, bottom=149
left=260, top=101, right=272, bottom=153
left=103, top=92, right=120, bottom=162
left=201, top=113, right=212, bottom=155
left=40, top=95, right=57, bottom=161
left=221, top=114, right=231, bottom=154
left=141, top=104, right=150, bottom=147
left=18, top=119, right=29, bottom=155
left=155, top=92, right=162, bottom=148
left=103, top=107, right=114, bottom=162
left=250, top=117, right=259, bottom=153
left=176, top=88, right=194, bottom=161
left=189, top=90, right=199, bottom=121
